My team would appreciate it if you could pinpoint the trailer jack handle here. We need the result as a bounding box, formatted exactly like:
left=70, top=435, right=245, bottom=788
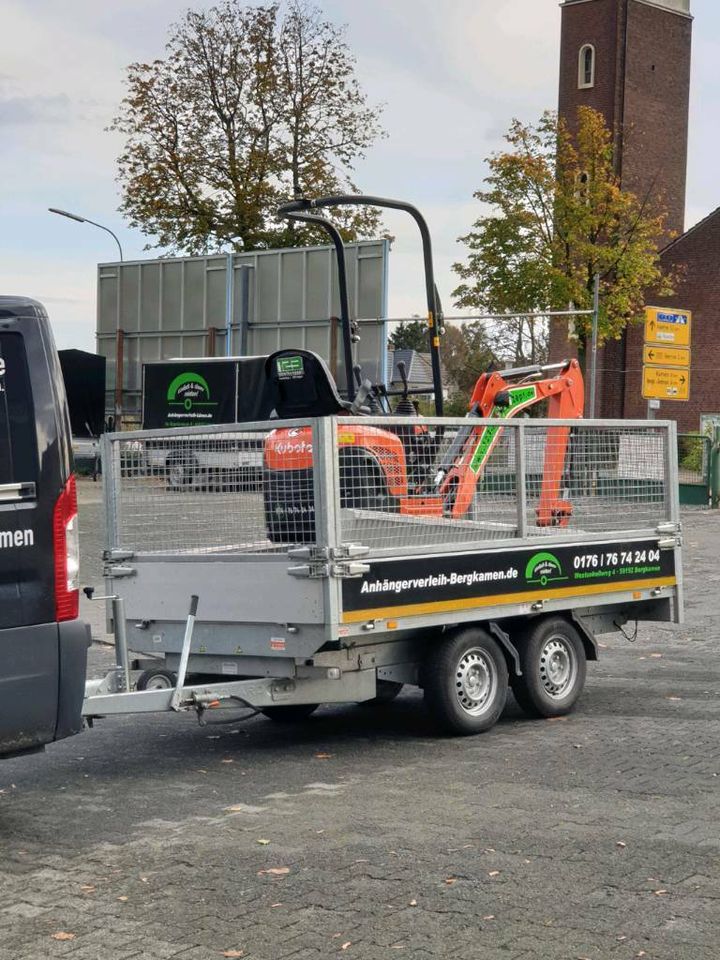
left=170, top=594, right=199, bottom=712
left=83, top=586, right=131, bottom=693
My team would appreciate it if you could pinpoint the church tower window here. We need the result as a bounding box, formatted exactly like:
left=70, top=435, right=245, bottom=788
left=578, top=44, right=595, bottom=89
left=575, top=171, right=590, bottom=202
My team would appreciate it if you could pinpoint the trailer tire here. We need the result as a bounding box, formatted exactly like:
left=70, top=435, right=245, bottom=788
left=424, top=627, right=508, bottom=735
left=262, top=704, right=318, bottom=722
left=511, top=616, right=587, bottom=718
left=136, top=668, right=176, bottom=691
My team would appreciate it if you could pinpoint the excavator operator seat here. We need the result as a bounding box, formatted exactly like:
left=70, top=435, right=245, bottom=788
left=265, top=349, right=350, bottom=419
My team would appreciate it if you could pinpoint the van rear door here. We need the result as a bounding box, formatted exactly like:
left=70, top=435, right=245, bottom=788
left=0, top=330, right=50, bottom=623
left=0, top=305, right=75, bottom=752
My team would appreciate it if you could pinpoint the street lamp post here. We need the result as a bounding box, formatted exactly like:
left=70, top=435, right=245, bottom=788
left=48, top=208, right=124, bottom=261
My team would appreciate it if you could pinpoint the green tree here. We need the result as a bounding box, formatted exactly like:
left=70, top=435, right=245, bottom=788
left=442, top=321, right=496, bottom=415
left=112, top=0, right=385, bottom=253
left=453, top=107, right=674, bottom=367
left=389, top=319, right=428, bottom=352
left=389, top=319, right=495, bottom=415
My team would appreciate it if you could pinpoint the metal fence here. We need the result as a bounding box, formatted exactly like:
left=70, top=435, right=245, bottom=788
left=677, top=433, right=710, bottom=506
left=97, top=240, right=389, bottom=423
left=677, top=433, right=709, bottom=484
left=103, top=417, right=676, bottom=561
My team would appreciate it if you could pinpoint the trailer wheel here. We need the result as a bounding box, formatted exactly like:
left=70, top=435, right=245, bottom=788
left=262, top=704, right=318, bottom=722
left=424, top=627, right=508, bottom=735
left=136, top=668, right=176, bottom=691
left=511, top=617, right=587, bottom=718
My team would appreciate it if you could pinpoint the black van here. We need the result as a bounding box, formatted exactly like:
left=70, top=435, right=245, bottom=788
left=0, top=297, right=89, bottom=757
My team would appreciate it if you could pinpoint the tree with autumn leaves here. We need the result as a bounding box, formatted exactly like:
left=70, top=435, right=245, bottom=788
left=112, top=0, right=384, bottom=253
left=453, top=106, right=675, bottom=369
left=114, top=10, right=672, bottom=395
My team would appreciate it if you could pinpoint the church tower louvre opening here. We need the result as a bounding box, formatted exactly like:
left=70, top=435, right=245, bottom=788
left=552, top=0, right=693, bottom=418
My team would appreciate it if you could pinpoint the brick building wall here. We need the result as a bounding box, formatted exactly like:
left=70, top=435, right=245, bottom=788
left=558, top=0, right=623, bottom=143
left=623, top=209, right=720, bottom=430
left=557, top=0, right=691, bottom=234
left=622, top=1, right=692, bottom=237
left=550, top=0, right=693, bottom=420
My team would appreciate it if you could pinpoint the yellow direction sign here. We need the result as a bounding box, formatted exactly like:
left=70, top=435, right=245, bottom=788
left=642, top=365, right=690, bottom=401
left=642, top=344, right=690, bottom=368
left=644, top=306, right=692, bottom=347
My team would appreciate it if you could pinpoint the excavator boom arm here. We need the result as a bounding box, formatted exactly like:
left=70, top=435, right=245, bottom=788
left=440, top=359, right=584, bottom=525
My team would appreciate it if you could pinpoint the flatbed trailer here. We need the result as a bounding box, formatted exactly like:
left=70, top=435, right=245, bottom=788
left=83, top=408, right=682, bottom=736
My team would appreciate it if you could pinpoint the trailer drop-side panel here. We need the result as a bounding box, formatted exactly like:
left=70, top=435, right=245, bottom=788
left=341, top=538, right=677, bottom=623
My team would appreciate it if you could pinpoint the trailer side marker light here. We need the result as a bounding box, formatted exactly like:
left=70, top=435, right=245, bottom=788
left=387, top=620, right=398, bottom=630
left=633, top=592, right=642, bottom=600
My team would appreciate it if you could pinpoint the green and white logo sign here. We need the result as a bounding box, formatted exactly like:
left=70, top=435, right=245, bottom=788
left=525, top=551, right=567, bottom=586
left=276, top=356, right=304, bottom=378
left=166, top=371, right=218, bottom=412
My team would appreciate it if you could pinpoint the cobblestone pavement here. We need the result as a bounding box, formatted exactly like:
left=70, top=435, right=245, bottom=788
left=0, top=482, right=718, bottom=960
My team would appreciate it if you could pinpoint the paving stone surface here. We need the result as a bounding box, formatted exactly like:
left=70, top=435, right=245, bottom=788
left=0, top=483, right=717, bottom=959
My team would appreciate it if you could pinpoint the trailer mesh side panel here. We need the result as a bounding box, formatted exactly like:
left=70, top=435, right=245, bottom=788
left=106, top=428, right=317, bottom=555
left=523, top=425, right=668, bottom=535
left=334, top=418, right=673, bottom=556
left=104, top=418, right=674, bottom=560
left=337, top=421, right=520, bottom=552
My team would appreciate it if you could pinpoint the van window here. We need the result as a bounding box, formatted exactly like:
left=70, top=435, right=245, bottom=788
left=0, top=333, right=39, bottom=488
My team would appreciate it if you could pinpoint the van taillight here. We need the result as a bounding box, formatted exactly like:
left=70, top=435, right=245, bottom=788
left=53, top=474, right=79, bottom=621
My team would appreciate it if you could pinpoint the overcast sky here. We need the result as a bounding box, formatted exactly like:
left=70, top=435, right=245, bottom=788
left=0, top=0, right=714, bottom=350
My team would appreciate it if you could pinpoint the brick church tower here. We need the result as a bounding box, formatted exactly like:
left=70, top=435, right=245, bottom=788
left=553, top=0, right=693, bottom=417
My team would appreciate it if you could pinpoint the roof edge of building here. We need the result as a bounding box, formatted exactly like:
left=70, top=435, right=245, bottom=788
left=561, top=0, right=692, bottom=18
left=660, top=205, right=720, bottom=258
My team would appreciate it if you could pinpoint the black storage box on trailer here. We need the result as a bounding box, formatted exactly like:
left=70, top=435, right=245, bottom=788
left=58, top=349, right=106, bottom=438
left=142, top=357, right=271, bottom=429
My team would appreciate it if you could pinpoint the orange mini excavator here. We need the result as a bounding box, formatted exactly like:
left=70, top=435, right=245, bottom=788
left=262, top=195, right=584, bottom=543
